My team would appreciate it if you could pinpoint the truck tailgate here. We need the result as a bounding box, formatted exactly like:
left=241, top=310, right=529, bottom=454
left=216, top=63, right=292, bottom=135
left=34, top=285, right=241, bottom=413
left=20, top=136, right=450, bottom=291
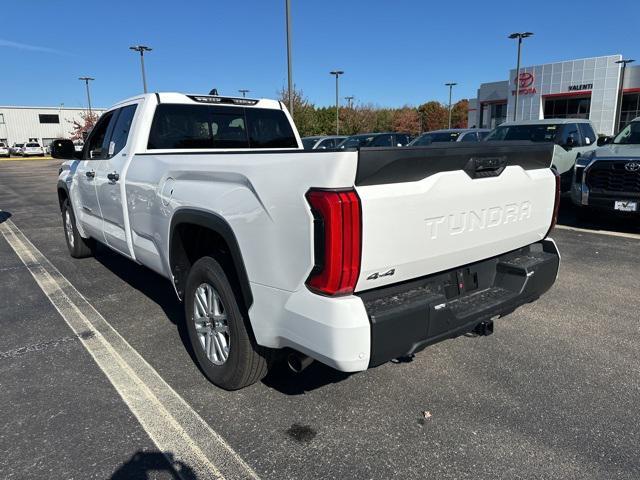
left=354, top=142, right=556, bottom=292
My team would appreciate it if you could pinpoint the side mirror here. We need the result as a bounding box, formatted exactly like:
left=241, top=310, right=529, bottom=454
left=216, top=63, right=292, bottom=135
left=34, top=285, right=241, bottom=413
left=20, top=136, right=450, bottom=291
left=597, top=136, right=612, bottom=146
left=50, top=139, right=77, bottom=159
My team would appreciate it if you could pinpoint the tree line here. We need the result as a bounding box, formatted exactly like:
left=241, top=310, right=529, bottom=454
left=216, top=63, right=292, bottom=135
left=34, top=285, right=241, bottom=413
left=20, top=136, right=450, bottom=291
left=279, top=87, right=470, bottom=138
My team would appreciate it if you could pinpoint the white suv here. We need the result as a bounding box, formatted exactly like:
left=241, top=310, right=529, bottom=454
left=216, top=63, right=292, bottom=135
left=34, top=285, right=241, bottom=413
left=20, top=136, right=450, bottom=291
left=21, top=142, right=45, bottom=157
left=0, top=142, right=9, bottom=157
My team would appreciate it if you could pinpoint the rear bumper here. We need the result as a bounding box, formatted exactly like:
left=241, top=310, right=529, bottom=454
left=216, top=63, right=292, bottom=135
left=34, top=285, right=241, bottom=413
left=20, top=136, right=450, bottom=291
left=357, top=239, right=560, bottom=367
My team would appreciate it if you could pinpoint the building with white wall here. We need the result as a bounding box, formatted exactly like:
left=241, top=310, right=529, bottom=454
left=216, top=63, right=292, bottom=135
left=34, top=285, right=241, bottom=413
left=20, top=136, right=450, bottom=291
left=0, top=106, right=105, bottom=149
left=468, top=54, right=640, bottom=135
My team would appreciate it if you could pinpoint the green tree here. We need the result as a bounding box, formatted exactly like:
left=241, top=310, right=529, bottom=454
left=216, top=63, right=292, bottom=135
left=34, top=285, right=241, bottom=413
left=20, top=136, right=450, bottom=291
left=417, top=101, right=448, bottom=131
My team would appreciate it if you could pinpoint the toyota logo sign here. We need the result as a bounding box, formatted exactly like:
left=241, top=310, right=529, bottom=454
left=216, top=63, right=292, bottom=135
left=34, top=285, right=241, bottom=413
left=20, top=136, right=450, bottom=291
left=625, top=161, right=640, bottom=172
left=512, top=72, right=537, bottom=96
left=518, top=72, right=535, bottom=89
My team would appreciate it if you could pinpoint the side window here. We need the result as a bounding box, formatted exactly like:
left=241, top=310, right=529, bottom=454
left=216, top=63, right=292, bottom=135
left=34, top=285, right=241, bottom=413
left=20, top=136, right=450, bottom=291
left=578, top=123, right=596, bottom=146
left=395, top=134, right=409, bottom=146
left=371, top=135, right=392, bottom=147
left=245, top=108, right=297, bottom=148
left=559, top=124, right=579, bottom=147
left=317, top=138, right=334, bottom=149
left=107, top=104, right=138, bottom=157
left=461, top=132, right=478, bottom=142
left=85, top=111, right=115, bottom=159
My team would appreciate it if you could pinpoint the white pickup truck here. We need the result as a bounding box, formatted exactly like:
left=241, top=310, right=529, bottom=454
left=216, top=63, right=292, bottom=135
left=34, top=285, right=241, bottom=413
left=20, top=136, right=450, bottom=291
left=52, top=92, right=561, bottom=390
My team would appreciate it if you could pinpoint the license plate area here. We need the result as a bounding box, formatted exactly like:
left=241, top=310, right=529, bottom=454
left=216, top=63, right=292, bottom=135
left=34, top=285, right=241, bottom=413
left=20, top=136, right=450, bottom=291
left=614, top=200, right=637, bottom=212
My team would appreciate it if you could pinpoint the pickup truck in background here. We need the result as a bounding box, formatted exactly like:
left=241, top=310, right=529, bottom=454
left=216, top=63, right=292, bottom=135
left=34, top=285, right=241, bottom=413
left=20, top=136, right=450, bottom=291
left=572, top=117, right=640, bottom=216
left=52, top=92, right=561, bottom=390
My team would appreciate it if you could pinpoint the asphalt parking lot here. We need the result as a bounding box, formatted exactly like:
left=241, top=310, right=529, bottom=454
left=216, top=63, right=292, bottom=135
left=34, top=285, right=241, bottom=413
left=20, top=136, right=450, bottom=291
left=1, top=159, right=639, bottom=480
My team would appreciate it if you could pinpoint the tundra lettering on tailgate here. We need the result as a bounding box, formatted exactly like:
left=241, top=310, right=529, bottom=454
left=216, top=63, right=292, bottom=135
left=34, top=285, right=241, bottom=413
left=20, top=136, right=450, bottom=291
left=425, top=201, right=532, bottom=240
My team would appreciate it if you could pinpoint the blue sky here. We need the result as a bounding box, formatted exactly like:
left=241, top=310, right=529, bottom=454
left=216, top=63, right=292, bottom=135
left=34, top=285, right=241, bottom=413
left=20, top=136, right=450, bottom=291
left=1, top=0, right=638, bottom=109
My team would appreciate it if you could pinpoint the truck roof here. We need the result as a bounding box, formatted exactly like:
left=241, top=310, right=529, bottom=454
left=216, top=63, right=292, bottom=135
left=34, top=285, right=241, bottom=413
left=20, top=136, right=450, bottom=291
left=111, top=92, right=283, bottom=111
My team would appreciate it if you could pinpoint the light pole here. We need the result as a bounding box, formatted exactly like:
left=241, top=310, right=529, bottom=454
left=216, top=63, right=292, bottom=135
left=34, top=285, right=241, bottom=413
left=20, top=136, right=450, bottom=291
left=239, top=89, right=250, bottom=98
left=78, top=77, right=94, bottom=116
left=345, top=96, right=354, bottom=109
left=129, top=45, right=152, bottom=93
left=285, top=0, right=294, bottom=115
left=330, top=70, right=344, bottom=135
left=445, top=82, right=457, bottom=129
left=508, top=32, right=533, bottom=121
left=58, top=103, right=64, bottom=138
left=615, top=58, right=635, bottom=132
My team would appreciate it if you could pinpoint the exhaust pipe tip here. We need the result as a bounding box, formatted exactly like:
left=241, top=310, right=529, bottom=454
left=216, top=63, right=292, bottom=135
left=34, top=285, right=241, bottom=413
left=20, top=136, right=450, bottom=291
left=287, top=352, right=314, bottom=373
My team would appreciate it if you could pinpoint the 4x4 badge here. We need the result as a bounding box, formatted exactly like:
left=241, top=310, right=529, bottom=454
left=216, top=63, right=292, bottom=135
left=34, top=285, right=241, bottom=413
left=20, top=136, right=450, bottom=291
left=367, top=269, right=395, bottom=281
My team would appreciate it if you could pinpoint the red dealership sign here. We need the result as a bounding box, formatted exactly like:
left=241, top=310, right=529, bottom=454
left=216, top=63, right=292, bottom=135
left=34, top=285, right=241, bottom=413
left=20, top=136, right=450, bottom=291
left=512, top=72, right=537, bottom=96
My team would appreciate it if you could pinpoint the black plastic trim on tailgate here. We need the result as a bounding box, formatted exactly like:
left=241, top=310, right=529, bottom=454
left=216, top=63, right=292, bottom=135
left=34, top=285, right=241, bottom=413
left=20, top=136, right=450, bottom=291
left=355, top=141, right=555, bottom=186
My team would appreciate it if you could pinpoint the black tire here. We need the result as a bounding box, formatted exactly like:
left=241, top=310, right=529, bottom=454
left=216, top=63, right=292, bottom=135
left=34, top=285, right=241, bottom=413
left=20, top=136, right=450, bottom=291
left=61, top=199, right=94, bottom=258
left=184, top=256, right=271, bottom=390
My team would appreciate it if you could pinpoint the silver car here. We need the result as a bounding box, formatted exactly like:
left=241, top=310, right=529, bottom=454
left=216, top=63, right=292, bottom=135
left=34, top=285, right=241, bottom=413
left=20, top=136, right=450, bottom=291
left=11, top=143, right=24, bottom=156
left=301, top=135, right=347, bottom=150
left=0, top=142, right=9, bottom=158
left=485, top=119, right=598, bottom=191
left=409, top=128, right=491, bottom=146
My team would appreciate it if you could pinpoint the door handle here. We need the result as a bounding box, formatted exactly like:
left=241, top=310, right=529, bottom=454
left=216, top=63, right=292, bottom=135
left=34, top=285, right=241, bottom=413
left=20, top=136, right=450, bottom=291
left=85, top=170, right=95, bottom=179
left=107, top=172, right=120, bottom=183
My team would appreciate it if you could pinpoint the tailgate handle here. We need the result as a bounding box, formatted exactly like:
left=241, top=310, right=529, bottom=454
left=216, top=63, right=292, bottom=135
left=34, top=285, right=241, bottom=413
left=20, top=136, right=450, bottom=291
left=465, top=156, right=507, bottom=179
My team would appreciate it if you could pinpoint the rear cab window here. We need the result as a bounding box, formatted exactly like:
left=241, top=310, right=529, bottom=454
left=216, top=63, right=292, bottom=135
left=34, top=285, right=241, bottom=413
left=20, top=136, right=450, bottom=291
left=147, top=104, right=298, bottom=150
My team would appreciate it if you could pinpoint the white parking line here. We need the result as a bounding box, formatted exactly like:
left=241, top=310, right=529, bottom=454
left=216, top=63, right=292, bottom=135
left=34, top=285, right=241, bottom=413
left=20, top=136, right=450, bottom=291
left=0, top=217, right=259, bottom=480
left=555, top=224, right=640, bottom=241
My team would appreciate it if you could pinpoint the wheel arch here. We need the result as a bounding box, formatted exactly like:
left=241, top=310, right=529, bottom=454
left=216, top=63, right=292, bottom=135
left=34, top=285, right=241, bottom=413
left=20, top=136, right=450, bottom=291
left=169, top=209, right=253, bottom=310
left=57, top=180, right=70, bottom=210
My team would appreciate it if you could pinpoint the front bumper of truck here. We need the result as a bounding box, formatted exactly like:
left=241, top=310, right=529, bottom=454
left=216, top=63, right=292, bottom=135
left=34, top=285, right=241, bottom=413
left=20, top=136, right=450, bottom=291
left=357, top=239, right=560, bottom=367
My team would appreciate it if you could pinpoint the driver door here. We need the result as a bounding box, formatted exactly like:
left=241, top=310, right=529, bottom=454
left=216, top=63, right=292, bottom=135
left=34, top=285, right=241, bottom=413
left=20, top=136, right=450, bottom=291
left=72, top=110, right=116, bottom=242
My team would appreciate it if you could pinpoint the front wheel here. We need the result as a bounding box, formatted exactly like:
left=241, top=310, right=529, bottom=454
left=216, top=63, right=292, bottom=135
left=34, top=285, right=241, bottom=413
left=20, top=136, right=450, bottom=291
left=184, top=256, right=271, bottom=390
left=61, top=199, right=94, bottom=258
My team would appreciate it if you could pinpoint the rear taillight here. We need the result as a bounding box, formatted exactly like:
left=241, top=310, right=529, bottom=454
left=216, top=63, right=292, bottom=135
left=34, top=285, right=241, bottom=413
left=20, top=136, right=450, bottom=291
left=546, top=169, right=561, bottom=237
left=305, top=189, right=361, bottom=296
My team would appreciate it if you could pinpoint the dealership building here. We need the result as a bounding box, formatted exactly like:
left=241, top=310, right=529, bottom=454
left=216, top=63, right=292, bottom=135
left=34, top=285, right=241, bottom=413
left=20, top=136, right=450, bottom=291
left=0, top=105, right=105, bottom=149
left=468, top=54, right=640, bottom=135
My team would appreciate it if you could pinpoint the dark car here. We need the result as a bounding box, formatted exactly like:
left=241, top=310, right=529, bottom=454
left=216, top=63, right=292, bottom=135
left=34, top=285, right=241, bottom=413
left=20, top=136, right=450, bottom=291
left=337, top=132, right=412, bottom=149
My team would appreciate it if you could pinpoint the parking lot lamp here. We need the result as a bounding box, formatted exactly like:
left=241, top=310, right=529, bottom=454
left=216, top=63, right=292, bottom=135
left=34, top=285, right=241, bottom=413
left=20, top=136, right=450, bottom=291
left=78, top=77, right=94, bottom=116
left=330, top=70, right=344, bottom=135
left=239, top=89, right=250, bottom=98
left=285, top=0, right=294, bottom=115
left=445, top=82, right=457, bottom=129
left=509, top=32, right=534, bottom=121
left=615, top=58, right=635, bottom=132
left=129, top=45, right=152, bottom=93
left=345, top=96, right=354, bottom=109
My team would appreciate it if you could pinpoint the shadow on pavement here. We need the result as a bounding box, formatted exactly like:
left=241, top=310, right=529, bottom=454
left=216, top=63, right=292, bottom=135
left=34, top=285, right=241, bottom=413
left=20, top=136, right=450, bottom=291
left=262, top=359, right=352, bottom=395
left=110, top=451, right=196, bottom=479
left=556, top=196, right=640, bottom=234
left=90, top=245, right=199, bottom=367
left=0, top=211, right=12, bottom=224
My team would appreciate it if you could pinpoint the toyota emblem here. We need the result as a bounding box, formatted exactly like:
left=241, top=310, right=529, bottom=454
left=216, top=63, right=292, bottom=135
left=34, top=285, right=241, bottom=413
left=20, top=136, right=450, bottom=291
left=625, top=162, right=640, bottom=172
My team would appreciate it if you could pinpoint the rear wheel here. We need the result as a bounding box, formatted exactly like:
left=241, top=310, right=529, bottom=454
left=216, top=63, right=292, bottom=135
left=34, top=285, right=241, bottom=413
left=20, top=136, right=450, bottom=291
left=61, top=199, right=94, bottom=258
left=184, top=256, right=271, bottom=390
